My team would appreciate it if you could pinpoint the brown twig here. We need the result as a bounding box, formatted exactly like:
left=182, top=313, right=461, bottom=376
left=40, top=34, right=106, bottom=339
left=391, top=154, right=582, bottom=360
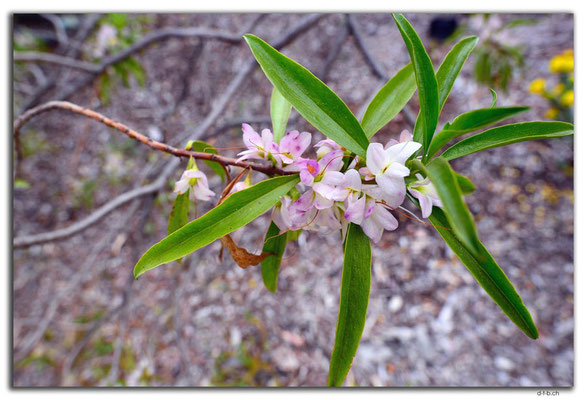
left=13, top=14, right=326, bottom=249
left=347, top=14, right=387, bottom=81
left=13, top=100, right=294, bottom=177
left=14, top=52, right=101, bottom=73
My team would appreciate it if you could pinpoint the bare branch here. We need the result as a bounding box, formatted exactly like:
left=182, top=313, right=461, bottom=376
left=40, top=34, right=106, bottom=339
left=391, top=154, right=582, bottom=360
left=13, top=160, right=178, bottom=248
left=13, top=14, right=327, bottom=249
left=319, top=15, right=349, bottom=81
left=347, top=14, right=387, bottom=81
left=347, top=14, right=417, bottom=128
left=14, top=52, right=101, bottom=73
left=14, top=101, right=294, bottom=176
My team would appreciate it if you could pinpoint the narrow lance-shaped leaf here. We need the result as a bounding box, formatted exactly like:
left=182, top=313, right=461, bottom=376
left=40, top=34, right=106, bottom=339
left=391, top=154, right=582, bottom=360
left=187, top=140, right=226, bottom=183
left=423, top=157, right=481, bottom=255
left=328, top=223, right=372, bottom=386
left=441, top=121, right=574, bottom=161
left=134, top=175, right=300, bottom=278
left=412, top=36, right=478, bottom=154
left=436, top=36, right=478, bottom=110
left=361, top=62, right=416, bottom=138
left=393, top=14, right=439, bottom=153
left=426, top=106, right=530, bottom=159
left=420, top=203, right=538, bottom=339
left=244, top=34, right=369, bottom=157
left=167, top=191, right=190, bottom=235
left=270, top=86, right=292, bottom=142
left=260, top=221, right=287, bottom=293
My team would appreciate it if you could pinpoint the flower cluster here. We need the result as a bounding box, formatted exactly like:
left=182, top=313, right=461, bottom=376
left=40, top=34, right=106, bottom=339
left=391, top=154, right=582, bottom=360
left=234, top=124, right=442, bottom=243
left=528, top=49, right=574, bottom=122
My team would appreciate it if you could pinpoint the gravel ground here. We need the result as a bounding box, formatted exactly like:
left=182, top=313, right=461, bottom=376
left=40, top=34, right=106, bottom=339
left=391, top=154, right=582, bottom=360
left=12, top=13, right=573, bottom=386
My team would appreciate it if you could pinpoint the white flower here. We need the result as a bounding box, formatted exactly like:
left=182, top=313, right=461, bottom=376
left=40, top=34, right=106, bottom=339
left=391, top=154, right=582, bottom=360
left=408, top=174, right=443, bottom=218
left=365, top=140, right=421, bottom=207
left=173, top=169, right=215, bottom=202
left=360, top=198, right=399, bottom=243
left=237, top=124, right=281, bottom=166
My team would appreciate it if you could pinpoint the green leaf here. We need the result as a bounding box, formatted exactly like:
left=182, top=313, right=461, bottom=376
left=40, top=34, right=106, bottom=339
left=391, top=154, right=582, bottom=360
left=270, top=86, right=292, bottom=142
left=134, top=175, right=300, bottom=278
left=441, top=121, right=574, bottom=161
left=490, top=89, right=498, bottom=108
left=328, top=223, right=372, bottom=386
left=167, top=191, right=190, bottom=235
left=426, top=106, right=530, bottom=158
left=455, top=172, right=476, bottom=195
left=424, top=205, right=538, bottom=339
left=14, top=178, right=31, bottom=189
left=361, top=63, right=416, bottom=138
left=424, top=158, right=481, bottom=254
left=393, top=14, right=439, bottom=153
left=413, top=36, right=478, bottom=155
left=187, top=140, right=226, bottom=182
left=98, top=71, right=112, bottom=105
left=126, top=57, right=146, bottom=87
left=244, top=34, right=369, bottom=157
left=436, top=36, right=478, bottom=110
left=260, top=222, right=287, bottom=293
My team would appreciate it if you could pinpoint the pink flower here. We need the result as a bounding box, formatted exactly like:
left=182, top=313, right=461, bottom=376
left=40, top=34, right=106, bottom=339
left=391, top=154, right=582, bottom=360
left=173, top=169, right=215, bottom=202
left=315, top=138, right=342, bottom=159
left=365, top=140, right=421, bottom=207
left=289, top=190, right=316, bottom=229
left=312, top=169, right=367, bottom=224
left=284, top=158, right=320, bottom=186
left=305, top=206, right=342, bottom=233
left=273, top=196, right=293, bottom=233
left=237, top=124, right=280, bottom=166
left=360, top=199, right=399, bottom=243
left=278, top=130, right=312, bottom=164
left=384, top=129, right=413, bottom=149
left=408, top=174, right=443, bottom=218
left=318, top=149, right=345, bottom=173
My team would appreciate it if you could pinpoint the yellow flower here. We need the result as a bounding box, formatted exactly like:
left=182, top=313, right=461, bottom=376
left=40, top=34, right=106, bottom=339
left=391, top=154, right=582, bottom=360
left=553, top=83, right=565, bottom=96
left=560, top=90, right=574, bottom=107
left=528, top=78, right=546, bottom=94
left=544, top=108, right=559, bottom=119
left=550, top=54, right=574, bottom=74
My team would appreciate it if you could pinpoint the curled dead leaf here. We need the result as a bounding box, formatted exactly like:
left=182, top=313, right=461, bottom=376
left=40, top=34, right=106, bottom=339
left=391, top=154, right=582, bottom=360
left=221, top=234, right=270, bottom=269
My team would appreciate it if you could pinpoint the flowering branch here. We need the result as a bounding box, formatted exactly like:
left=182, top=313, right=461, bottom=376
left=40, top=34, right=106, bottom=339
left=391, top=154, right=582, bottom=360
left=13, top=100, right=296, bottom=177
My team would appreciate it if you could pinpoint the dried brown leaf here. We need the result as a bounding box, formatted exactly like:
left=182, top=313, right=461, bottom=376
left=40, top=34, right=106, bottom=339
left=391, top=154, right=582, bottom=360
left=221, top=234, right=270, bottom=269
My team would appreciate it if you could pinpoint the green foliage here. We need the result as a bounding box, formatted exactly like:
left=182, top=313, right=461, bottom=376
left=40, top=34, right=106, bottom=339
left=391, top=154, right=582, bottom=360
left=128, top=13, right=574, bottom=386
left=270, top=87, right=292, bottom=142
left=470, top=16, right=532, bottom=92
left=441, top=121, right=574, bottom=160
left=423, top=158, right=481, bottom=254
left=134, top=175, right=299, bottom=278
left=393, top=14, right=439, bottom=154
left=328, top=223, right=372, bottom=386
left=361, top=62, right=417, bottom=138
left=14, top=178, right=31, bottom=189
left=412, top=36, right=478, bottom=154
left=426, top=106, right=530, bottom=159
left=167, top=191, right=190, bottom=235
left=424, top=205, right=538, bottom=339
left=186, top=140, right=226, bottom=182
left=244, top=34, right=369, bottom=157
left=260, top=222, right=287, bottom=293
